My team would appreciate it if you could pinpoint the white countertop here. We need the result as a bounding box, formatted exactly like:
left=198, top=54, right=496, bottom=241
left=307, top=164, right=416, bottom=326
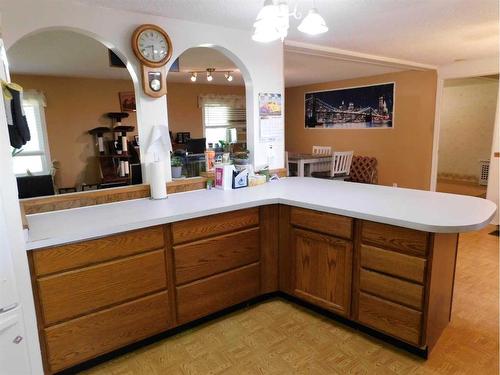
left=26, top=178, right=497, bottom=250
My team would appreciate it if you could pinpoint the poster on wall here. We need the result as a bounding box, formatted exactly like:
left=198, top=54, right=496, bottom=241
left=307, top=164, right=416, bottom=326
left=259, top=92, right=283, bottom=141
left=118, top=91, right=136, bottom=112
left=304, top=83, right=395, bottom=129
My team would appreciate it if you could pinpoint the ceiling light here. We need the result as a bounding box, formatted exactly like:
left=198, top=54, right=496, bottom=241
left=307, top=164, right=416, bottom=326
left=297, top=8, right=328, bottom=35
left=187, top=68, right=234, bottom=82
left=252, top=0, right=328, bottom=42
left=252, top=23, right=281, bottom=42
left=206, top=68, right=214, bottom=82
left=252, top=0, right=289, bottom=42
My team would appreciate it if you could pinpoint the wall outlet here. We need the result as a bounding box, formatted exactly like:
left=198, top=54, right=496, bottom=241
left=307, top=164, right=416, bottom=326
left=392, top=183, right=398, bottom=187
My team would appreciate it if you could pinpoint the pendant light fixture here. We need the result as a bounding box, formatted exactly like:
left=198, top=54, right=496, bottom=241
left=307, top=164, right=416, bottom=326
left=298, top=7, right=328, bottom=35
left=252, top=0, right=328, bottom=42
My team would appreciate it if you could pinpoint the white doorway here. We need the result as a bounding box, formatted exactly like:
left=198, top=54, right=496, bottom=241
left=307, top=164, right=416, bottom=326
left=436, top=76, right=498, bottom=197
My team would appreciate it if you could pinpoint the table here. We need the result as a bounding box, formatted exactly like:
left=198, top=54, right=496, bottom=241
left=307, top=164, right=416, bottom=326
left=287, top=153, right=332, bottom=177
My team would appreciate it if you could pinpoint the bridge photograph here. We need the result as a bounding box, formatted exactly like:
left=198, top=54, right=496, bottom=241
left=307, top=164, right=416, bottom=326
left=304, top=83, right=395, bottom=129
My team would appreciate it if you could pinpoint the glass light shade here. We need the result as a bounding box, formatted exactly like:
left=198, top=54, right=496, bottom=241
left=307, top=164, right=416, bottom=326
left=255, top=0, right=278, bottom=22
left=207, top=74, right=213, bottom=82
left=297, top=8, right=328, bottom=35
left=253, top=0, right=289, bottom=42
left=190, top=73, right=197, bottom=82
left=252, top=21, right=281, bottom=42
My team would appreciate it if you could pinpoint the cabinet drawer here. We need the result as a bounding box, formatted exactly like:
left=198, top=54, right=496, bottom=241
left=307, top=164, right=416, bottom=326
left=172, top=208, right=259, bottom=244
left=176, top=263, right=260, bottom=324
left=361, top=221, right=429, bottom=256
left=360, top=269, right=424, bottom=310
left=38, top=250, right=167, bottom=325
left=361, top=245, right=426, bottom=284
left=358, top=292, right=422, bottom=346
left=44, top=291, right=169, bottom=373
left=174, top=227, right=260, bottom=285
left=290, top=207, right=352, bottom=239
left=32, top=226, right=165, bottom=276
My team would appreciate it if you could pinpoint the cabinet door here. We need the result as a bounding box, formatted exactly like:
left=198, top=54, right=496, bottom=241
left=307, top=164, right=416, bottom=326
left=292, top=228, right=352, bottom=317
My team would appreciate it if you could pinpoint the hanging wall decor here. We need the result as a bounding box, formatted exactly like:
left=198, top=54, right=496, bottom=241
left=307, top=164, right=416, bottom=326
left=304, top=83, right=395, bottom=129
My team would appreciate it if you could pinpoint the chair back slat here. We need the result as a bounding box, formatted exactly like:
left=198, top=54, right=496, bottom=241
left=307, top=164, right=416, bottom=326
left=312, top=146, right=332, bottom=156
left=331, top=151, right=354, bottom=177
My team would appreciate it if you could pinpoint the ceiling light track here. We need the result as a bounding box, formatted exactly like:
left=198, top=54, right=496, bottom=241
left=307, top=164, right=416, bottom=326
left=188, top=68, right=234, bottom=82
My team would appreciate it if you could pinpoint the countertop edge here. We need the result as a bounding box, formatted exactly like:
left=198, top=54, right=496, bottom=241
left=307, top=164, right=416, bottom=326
left=25, top=194, right=497, bottom=251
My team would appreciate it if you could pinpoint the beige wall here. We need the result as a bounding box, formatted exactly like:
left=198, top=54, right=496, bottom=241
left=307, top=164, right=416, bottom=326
left=166, top=82, right=245, bottom=139
left=285, top=70, right=438, bottom=189
left=438, top=77, right=498, bottom=181
left=13, top=74, right=137, bottom=188
left=13, top=75, right=245, bottom=188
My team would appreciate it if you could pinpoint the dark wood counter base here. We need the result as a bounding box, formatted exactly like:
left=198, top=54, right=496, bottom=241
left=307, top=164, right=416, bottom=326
left=28, top=205, right=457, bottom=374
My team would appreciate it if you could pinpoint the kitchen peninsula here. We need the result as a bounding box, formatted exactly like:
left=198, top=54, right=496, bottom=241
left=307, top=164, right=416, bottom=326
left=25, top=178, right=496, bottom=374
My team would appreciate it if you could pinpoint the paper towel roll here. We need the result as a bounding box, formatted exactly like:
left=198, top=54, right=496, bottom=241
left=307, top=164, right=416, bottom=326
left=149, top=161, right=167, bottom=200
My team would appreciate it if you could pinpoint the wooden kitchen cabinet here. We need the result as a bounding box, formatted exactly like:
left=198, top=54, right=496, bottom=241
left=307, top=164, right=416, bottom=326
left=352, top=220, right=458, bottom=349
left=28, top=205, right=460, bottom=373
left=28, top=226, right=171, bottom=374
left=291, top=228, right=352, bottom=317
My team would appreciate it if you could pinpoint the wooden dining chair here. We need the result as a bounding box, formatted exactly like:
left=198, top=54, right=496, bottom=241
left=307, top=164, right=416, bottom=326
left=311, top=151, right=353, bottom=180
left=312, top=145, right=332, bottom=156
left=347, top=156, right=378, bottom=184
left=311, top=146, right=333, bottom=173
left=330, top=151, right=354, bottom=180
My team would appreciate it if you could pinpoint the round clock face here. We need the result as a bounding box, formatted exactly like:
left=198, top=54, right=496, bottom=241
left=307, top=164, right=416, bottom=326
left=137, top=29, right=169, bottom=63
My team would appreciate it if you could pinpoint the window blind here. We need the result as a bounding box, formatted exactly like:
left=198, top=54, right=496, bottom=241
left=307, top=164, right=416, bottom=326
left=203, top=106, right=246, bottom=128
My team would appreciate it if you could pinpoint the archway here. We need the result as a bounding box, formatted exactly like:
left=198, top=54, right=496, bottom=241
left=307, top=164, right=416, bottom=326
left=166, top=44, right=254, bottom=178
left=7, top=28, right=143, bottom=196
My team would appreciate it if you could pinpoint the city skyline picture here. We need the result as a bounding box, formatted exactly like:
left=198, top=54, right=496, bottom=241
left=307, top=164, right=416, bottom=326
left=304, top=83, right=395, bottom=129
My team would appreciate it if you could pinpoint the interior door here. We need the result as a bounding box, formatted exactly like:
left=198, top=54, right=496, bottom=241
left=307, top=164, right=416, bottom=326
left=486, top=103, right=499, bottom=225
left=292, top=228, right=352, bottom=317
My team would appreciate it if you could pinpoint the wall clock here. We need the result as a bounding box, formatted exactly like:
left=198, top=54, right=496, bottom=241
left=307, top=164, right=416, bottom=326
left=131, top=24, right=173, bottom=98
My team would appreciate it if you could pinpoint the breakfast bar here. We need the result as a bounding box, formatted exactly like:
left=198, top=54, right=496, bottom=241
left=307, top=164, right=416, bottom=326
left=25, top=178, right=496, bottom=374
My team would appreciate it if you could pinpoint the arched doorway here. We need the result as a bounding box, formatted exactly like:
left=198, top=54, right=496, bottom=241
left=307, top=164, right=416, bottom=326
left=7, top=29, right=142, bottom=197
left=166, top=46, right=251, bottom=178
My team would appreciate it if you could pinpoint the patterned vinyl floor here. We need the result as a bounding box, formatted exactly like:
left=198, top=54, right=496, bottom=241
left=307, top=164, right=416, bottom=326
left=82, top=224, right=499, bottom=375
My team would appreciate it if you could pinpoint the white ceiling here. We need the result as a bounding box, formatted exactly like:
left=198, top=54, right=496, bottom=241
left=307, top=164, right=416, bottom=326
left=75, top=0, right=499, bottom=66
left=8, top=30, right=132, bottom=80
left=285, top=50, right=403, bottom=87
left=7, top=31, right=245, bottom=85
left=168, top=47, right=244, bottom=86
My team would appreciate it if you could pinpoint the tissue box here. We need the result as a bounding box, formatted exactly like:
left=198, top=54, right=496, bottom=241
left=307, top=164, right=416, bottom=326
left=232, top=169, right=249, bottom=189
left=214, top=164, right=234, bottom=190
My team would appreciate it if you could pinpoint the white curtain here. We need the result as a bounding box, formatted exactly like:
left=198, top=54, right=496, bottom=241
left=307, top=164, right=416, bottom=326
left=22, top=89, right=47, bottom=107
left=198, top=94, right=245, bottom=109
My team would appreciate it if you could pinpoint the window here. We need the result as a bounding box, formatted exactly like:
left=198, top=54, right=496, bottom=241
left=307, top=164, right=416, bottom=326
left=203, top=104, right=246, bottom=146
left=12, top=91, right=51, bottom=176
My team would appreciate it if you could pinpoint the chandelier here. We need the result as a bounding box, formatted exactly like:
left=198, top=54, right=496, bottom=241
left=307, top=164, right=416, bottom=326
left=252, top=0, right=328, bottom=43
left=188, top=68, right=234, bottom=82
